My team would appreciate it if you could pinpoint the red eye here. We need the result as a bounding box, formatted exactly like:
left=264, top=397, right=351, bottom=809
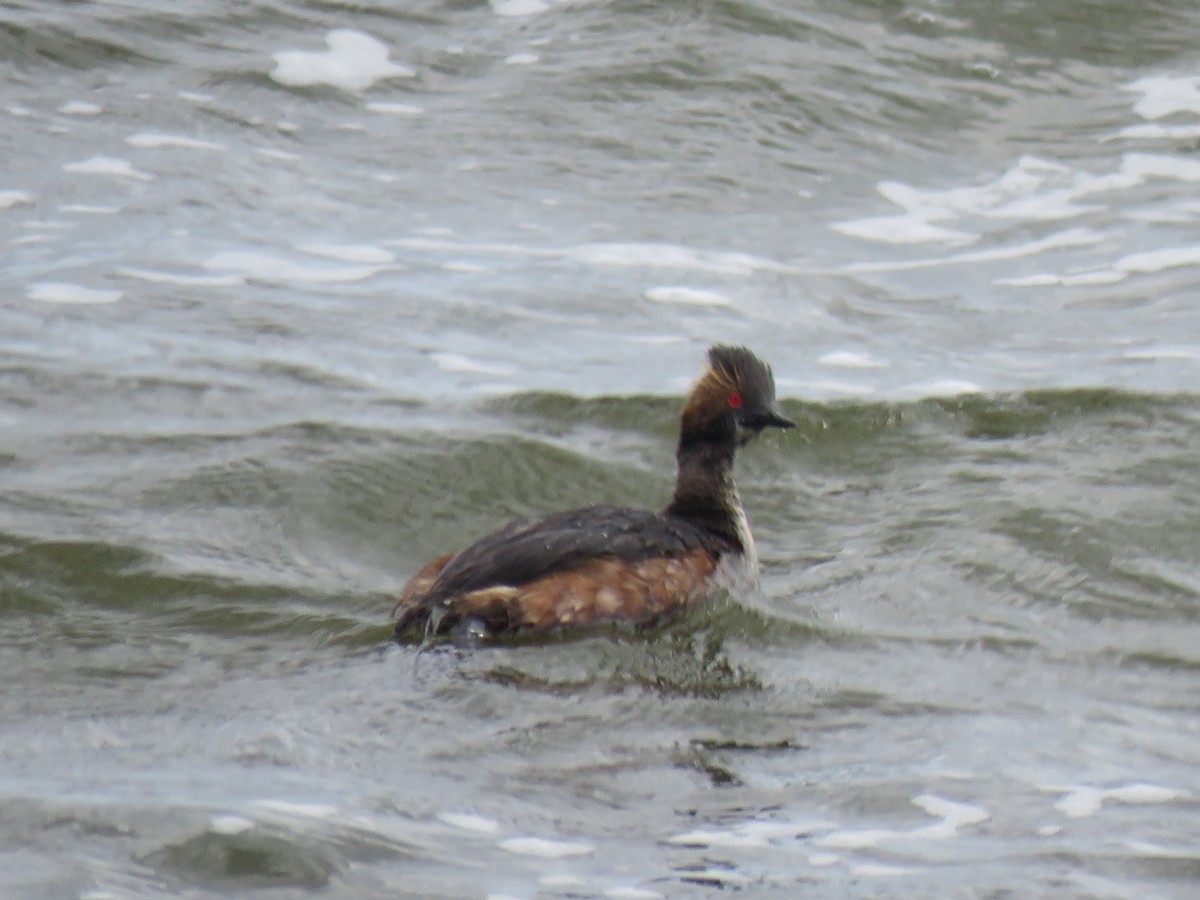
left=727, top=391, right=743, bottom=409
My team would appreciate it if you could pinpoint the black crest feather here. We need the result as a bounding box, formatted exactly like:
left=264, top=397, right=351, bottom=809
left=707, top=344, right=777, bottom=408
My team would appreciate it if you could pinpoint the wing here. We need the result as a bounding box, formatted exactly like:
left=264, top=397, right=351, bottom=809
left=425, top=504, right=728, bottom=601
left=392, top=504, right=734, bottom=640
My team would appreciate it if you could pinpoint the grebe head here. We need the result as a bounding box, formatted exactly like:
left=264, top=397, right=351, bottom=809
left=679, top=345, right=794, bottom=450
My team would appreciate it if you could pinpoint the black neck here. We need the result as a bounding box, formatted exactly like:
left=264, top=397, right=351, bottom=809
left=663, top=438, right=745, bottom=551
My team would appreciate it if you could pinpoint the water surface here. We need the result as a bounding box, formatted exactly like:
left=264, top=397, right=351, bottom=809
left=2, top=1, right=1200, bottom=897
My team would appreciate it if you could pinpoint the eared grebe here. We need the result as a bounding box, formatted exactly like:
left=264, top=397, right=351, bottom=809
left=393, top=345, right=793, bottom=643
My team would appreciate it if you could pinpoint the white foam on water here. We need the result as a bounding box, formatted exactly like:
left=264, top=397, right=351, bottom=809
left=1052, top=786, right=1106, bottom=818
left=1116, top=123, right=1200, bottom=141
left=785, top=378, right=877, bottom=398
left=540, top=874, right=588, bottom=890
left=27, top=282, right=123, bottom=304
left=1120, top=151, right=1200, bottom=182
left=604, top=887, right=662, bottom=899
left=393, top=235, right=553, bottom=261
left=22, top=219, right=73, bottom=231
left=808, top=852, right=840, bottom=866
left=498, top=836, right=595, bottom=858
left=815, top=828, right=897, bottom=850
left=835, top=157, right=1075, bottom=247
left=271, top=30, right=415, bottom=92
left=900, top=379, right=982, bottom=398
left=1045, top=782, right=1186, bottom=818
left=818, top=350, right=887, bottom=369
left=837, top=138, right=1200, bottom=285
left=0, top=189, right=33, bottom=210
left=491, top=0, right=551, bottom=16
left=251, top=800, right=338, bottom=819
left=394, top=234, right=789, bottom=279
left=58, top=100, right=102, bottom=116
left=365, top=102, right=424, bottom=116
left=629, top=334, right=687, bottom=345
left=1037, top=825, right=1062, bottom=837
left=908, top=795, right=990, bottom=839
left=1122, top=346, right=1200, bottom=361
left=1124, top=840, right=1196, bottom=858
left=669, top=818, right=829, bottom=850
left=1064, top=271, right=1127, bottom=287
left=202, top=249, right=386, bottom=284
left=442, top=260, right=489, bottom=273
left=843, top=227, right=1102, bottom=275
left=209, top=815, right=255, bottom=835
left=851, top=863, right=917, bottom=877
left=59, top=204, right=121, bottom=215
left=430, top=352, right=514, bottom=376
left=644, top=286, right=733, bottom=307
left=1125, top=75, right=1200, bottom=120
left=997, top=274, right=1062, bottom=288
left=297, top=242, right=395, bottom=265
left=1125, top=198, right=1200, bottom=223
left=739, top=820, right=828, bottom=841
left=957, top=226, right=1104, bottom=263
left=178, top=90, right=215, bottom=104
left=62, top=156, right=152, bottom=181
left=987, top=192, right=1101, bottom=222
left=438, top=811, right=500, bottom=834
left=668, top=828, right=770, bottom=849
left=114, top=266, right=244, bottom=287
left=1117, top=245, right=1200, bottom=274
left=833, top=215, right=977, bottom=245
left=1105, top=784, right=1187, bottom=805
left=505, top=53, right=540, bottom=66
left=1017, top=240, right=1200, bottom=289
left=570, top=242, right=794, bottom=275
left=126, top=132, right=224, bottom=151
left=257, top=147, right=302, bottom=162
left=995, top=268, right=1127, bottom=288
